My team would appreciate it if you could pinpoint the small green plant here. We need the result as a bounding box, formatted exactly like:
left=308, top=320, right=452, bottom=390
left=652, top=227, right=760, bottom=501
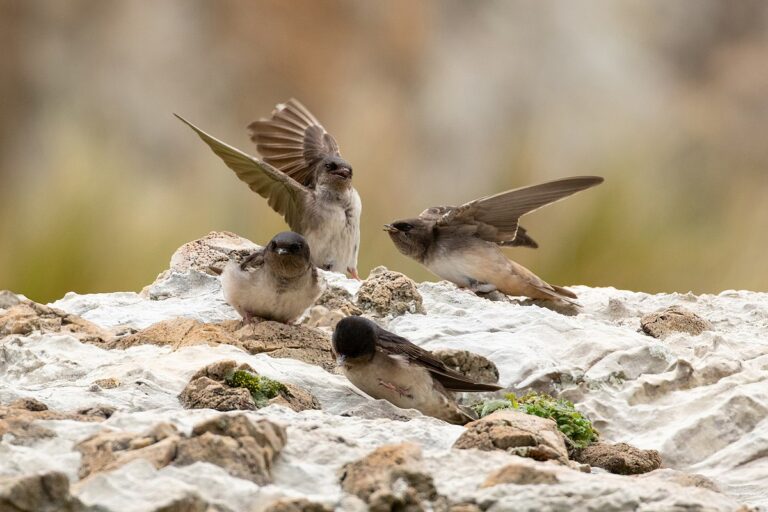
left=226, top=370, right=287, bottom=407
left=471, top=392, right=599, bottom=449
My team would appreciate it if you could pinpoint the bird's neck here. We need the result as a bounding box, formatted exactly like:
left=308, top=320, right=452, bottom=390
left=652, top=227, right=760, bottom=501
left=316, top=184, right=352, bottom=204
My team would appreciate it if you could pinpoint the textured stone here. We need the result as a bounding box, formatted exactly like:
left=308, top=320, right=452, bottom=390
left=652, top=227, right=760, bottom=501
left=356, top=266, right=425, bottom=316
left=572, top=442, right=662, bottom=475
left=0, top=472, right=84, bottom=512
left=481, top=463, right=559, bottom=487
left=0, top=401, right=106, bottom=446
left=0, top=301, right=112, bottom=345
left=641, top=306, right=712, bottom=338
left=432, top=348, right=500, bottom=385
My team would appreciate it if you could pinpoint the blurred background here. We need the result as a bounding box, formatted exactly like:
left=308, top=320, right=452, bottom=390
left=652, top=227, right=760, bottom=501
left=1, top=0, right=767, bottom=303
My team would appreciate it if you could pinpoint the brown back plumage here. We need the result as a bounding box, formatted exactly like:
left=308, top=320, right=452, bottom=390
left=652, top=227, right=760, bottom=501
left=248, top=99, right=340, bottom=188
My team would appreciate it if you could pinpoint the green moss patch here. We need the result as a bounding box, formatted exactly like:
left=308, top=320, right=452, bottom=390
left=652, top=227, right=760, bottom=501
left=226, top=370, right=287, bottom=408
left=472, top=392, right=599, bottom=449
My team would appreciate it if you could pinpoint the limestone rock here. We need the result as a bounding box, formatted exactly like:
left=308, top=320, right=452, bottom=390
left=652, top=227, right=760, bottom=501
left=0, top=290, right=22, bottom=309
left=0, top=301, right=112, bottom=345
left=315, top=285, right=362, bottom=317
left=572, top=442, right=662, bottom=475
left=639, top=468, right=721, bottom=492
left=0, top=471, right=84, bottom=512
left=262, top=498, right=333, bottom=512
left=168, top=231, right=259, bottom=276
left=115, top=318, right=239, bottom=350
left=481, top=463, right=559, bottom=487
left=339, top=443, right=447, bottom=511
left=641, top=306, right=712, bottom=338
left=356, top=266, right=425, bottom=316
left=176, top=414, right=287, bottom=485
left=453, top=410, right=569, bottom=464
left=0, top=400, right=106, bottom=446
left=432, top=348, right=500, bottom=385
left=91, top=378, right=121, bottom=389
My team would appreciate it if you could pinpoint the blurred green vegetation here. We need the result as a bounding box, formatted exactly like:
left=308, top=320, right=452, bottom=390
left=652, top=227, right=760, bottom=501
left=1, top=1, right=767, bottom=303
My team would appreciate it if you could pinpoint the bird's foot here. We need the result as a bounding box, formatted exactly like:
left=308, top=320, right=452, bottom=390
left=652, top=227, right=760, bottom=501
left=347, top=267, right=361, bottom=280
left=378, top=379, right=413, bottom=399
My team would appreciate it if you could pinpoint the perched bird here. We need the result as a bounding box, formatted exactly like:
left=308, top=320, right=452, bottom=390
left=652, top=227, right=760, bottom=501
left=385, top=176, right=604, bottom=304
left=221, top=231, right=322, bottom=324
left=175, top=99, right=361, bottom=278
left=332, top=316, right=501, bottom=424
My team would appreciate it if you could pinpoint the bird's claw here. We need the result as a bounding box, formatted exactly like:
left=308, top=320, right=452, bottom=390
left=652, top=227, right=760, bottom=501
left=348, top=268, right=361, bottom=281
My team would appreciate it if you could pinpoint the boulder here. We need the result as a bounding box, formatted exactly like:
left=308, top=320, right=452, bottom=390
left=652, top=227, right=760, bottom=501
left=641, top=306, right=712, bottom=338
left=0, top=301, right=112, bottom=345
left=481, top=463, right=559, bottom=487
left=432, top=348, right=500, bottom=385
left=0, top=472, right=84, bottom=512
left=0, top=399, right=107, bottom=446
left=356, top=266, right=425, bottom=316
left=572, top=442, right=662, bottom=475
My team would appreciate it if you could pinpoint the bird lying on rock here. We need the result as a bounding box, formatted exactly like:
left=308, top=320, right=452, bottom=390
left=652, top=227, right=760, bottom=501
left=221, top=232, right=322, bottom=324
left=332, top=316, right=501, bottom=424
left=385, top=176, right=603, bottom=304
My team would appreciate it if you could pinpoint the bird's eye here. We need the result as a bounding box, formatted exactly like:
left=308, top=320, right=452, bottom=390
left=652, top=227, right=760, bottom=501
left=290, top=243, right=302, bottom=252
left=394, top=222, right=413, bottom=232
left=324, top=162, right=337, bottom=170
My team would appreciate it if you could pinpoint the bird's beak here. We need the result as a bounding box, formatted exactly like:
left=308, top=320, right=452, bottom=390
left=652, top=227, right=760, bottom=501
left=275, top=247, right=288, bottom=255
left=336, top=354, right=347, bottom=366
left=383, top=224, right=398, bottom=233
left=331, top=168, right=352, bottom=179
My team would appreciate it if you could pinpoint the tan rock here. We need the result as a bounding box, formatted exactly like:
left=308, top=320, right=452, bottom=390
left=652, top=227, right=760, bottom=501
left=572, top=442, right=661, bottom=475
left=91, top=378, right=121, bottom=389
left=339, top=443, right=446, bottom=511
left=0, top=301, right=113, bottom=345
left=638, top=468, right=721, bottom=492
left=453, top=410, right=569, bottom=464
left=115, top=318, right=239, bottom=350
left=0, top=400, right=106, bottom=446
left=316, top=285, right=362, bottom=316
left=432, top=349, right=499, bottom=385
left=356, top=266, right=425, bottom=317
left=481, top=463, right=559, bottom=487
left=0, top=471, right=84, bottom=512
left=641, top=306, right=712, bottom=338
left=262, top=498, right=333, bottom=512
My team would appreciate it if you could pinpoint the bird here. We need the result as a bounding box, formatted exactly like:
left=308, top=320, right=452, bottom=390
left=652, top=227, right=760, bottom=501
left=175, top=99, right=361, bottom=279
left=384, top=176, right=604, bottom=304
left=332, top=316, right=502, bottom=424
left=221, top=231, right=322, bottom=324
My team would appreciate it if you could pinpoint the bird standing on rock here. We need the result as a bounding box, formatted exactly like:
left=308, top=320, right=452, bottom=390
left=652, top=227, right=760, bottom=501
left=175, top=98, right=361, bottom=278
left=332, top=316, right=502, bottom=424
left=221, top=232, right=322, bottom=324
left=385, top=176, right=604, bottom=304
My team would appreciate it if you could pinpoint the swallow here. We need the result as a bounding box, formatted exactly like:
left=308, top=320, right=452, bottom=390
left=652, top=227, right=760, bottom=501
left=384, top=176, right=604, bottom=304
left=175, top=99, right=361, bottom=278
left=332, top=316, right=502, bottom=424
left=221, top=231, right=322, bottom=324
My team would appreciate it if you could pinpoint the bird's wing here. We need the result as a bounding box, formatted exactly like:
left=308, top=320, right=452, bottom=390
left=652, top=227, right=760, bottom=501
left=433, top=176, right=604, bottom=244
left=248, top=98, right=341, bottom=188
left=175, top=114, right=311, bottom=231
left=376, top=328, right=502, bottom=392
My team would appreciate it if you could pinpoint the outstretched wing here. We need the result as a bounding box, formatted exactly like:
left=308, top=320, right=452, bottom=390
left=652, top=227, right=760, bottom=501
left=175, top=114, right=311, bottom=232
left=434, top=176, right=603, bottom=244
left=375, top=328, right=502, bottom=392
left=248, top=98, right=340, bottom=188
left=420, top=207, right=539, bottom=248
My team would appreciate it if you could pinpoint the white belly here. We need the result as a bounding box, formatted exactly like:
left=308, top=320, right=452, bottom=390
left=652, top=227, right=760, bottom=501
left=304, top=191, right=361, bottom=274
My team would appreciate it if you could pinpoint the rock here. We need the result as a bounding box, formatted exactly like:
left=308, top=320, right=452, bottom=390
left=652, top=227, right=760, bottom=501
left=0, top=290, right=22, bottom=309
left=167, top=231, right=259, bottom=276
left=641, top=306, right=712, bottom=338
left=356, top=266, right=425, bottom=316
left=453, top=410, right=569, bottom=464
left=176, top=414, right=287, bottom=485
left=481, top=463, right=559, bottom=487
left=315, top=285, right=362, bottom=317
left=432, top=348, right=500, bottom=385
left=639, top=468, right=721, bottom=492
left=91, top=378, right=121, bottom=389
left=262, top=498, right=333, bottom=512
left=179, top=360, right=320, bottom=412
left=340, top=399, right=423, bottom=422
left=114, top=318, right=335, bottom=371
left=0, top=301, right=113, bottom=345
left=302, top=305, right=347, bottom=329
left=0, top=471, right=84, bottom=512
left=75, top=406, right=116, bottom=419
left=572, top=442, right=662, bottom=475
left=0, top=401, right=106, bottom=446
left=339, top=443, right=447, bottom=512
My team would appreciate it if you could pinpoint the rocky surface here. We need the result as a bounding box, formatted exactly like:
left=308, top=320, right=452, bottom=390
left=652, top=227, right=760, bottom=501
left=356, top=266, right=426, bottom=316
left=0, top=234, right=766, bottom=511
left=640, top=305, right=713, bottom=338
left=0, top=471, right=84, bottom=512
left=432, top=348, right=500, bottom=385
left=572, top=441, right=662, bottom=475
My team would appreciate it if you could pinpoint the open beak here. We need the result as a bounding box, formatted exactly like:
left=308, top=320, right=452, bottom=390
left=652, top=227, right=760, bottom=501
left=336, top=354, right=347, bottom=366
left=330, top=168, right=352, bottom=179
left=383, top=224, right=398, bottom=233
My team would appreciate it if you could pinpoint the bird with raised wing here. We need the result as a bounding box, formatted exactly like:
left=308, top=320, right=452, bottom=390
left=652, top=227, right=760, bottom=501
left=176, top=99, right=361, bottom=278
left=385, top=176, right=604, bottom=304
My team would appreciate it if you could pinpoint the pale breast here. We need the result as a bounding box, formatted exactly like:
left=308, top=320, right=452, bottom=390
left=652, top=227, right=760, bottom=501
left=304, top=189, right=361, bottom=273
left=425, top=239, right=511, bottom=291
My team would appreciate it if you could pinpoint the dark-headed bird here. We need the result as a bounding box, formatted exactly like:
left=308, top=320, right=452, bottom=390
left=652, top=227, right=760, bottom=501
left=176, top=99, right=361, bottom=278
left=385, top=176, right=604, bottom=304
left=332, top=316, right=501, bottom=424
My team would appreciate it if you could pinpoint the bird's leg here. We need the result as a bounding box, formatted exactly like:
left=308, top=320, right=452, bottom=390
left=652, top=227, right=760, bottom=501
left=347, top=267, right=361, bottom=281
left=377, top=379, right=413, bottom=399
left=466, top=278, right=496, bottom=294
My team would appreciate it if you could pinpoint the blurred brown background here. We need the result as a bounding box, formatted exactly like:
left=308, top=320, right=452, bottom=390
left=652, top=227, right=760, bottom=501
left=1, top=0, right=767, bottom=302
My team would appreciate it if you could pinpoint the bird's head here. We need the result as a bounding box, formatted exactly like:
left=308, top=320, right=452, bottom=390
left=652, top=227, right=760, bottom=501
left=383, top=218, right=433, bottom=260
left=332, top=316, right=377, bottom=365
left=316, top=156, right=353, bottom=189
left=265, top=231, right=312, bottom=278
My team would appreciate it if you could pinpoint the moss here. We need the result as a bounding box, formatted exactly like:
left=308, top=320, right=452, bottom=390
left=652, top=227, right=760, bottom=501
left=226, top=370, right=287, bottom=408
left=471, top=392, right=599, bottom=449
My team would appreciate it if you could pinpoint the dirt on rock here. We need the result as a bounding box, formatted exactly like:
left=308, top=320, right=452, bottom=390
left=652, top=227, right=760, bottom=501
left=356, top=266, right=425, bottom=317
left=641, top=306, right=712, bottom=338
left=481, top=463, right=560, bottom=487
left=572, top=442, right=662, bottom=475
left=339, top=443, right=447, bottom=511
left=453, top=410, right=570, bottom=464
left=432, top=349, right=500, bottom=385
left=76, top=414, right=286, bottom=485
left=0, top=301, right=113, bottom=345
